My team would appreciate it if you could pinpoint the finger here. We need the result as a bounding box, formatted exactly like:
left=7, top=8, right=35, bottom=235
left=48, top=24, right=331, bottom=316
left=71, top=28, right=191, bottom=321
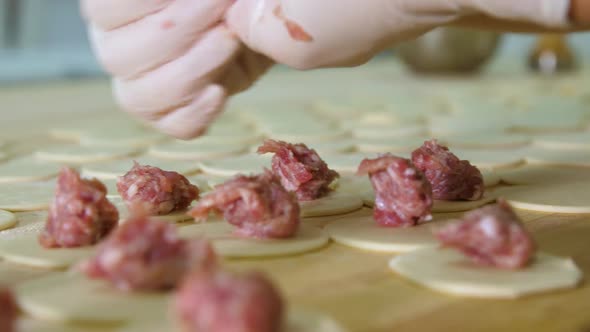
left=81, top=0, right=173, bottom=30
left=90, top=0, right=234, bottom=78
left=113, top=26, right=240, bottom=115
left=151, top=85, right=227, bottom=140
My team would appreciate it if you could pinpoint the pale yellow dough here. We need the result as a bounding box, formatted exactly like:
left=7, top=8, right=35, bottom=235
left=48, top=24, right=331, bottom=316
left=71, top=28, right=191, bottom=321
left=321, top=153, right=377, bottom=174
left=495, top=183, right=590, bottom=214
left=449, top=149, right=525, bottom=169
left=19, top=319, right=107, bottom=332
left=78, top=129, right=169, bottom=148
left=148, top=141, right=248, bottom=161
left=355, top=137, right=427, bottom=154
left=111, top=198, right=193, bottom=223
left=178, top=222, right=329, bottom=258
left=533, top=132, right=590, bottom=150
left=0, top=157, right=60, bottom=184
left=362, top=191, right=497, bottom=213
left=0, top=209, right=17, bottom=231
left=199, top=154, right=272, bottom=176
left=300, top=191, right=364, bottom=217
left=35, top=145, right=140, bottom=164
left=498, top=165, right=590, bottom=185
left=18, top=273, right=347, bottom=332
left=525, top=148, right=590, bottom=168
left=0, top=232, right=94, bottom=269
left=0, top=181, right=55, bottom=211
left=325, top=213, right=452, bottom=253
left=389, top=247, right=582, bottom=299
left=442, top=134, right=531, bottom=149
left=81, top=157, right=201, bottom=180
left=122, top=308, right=348, bottom=332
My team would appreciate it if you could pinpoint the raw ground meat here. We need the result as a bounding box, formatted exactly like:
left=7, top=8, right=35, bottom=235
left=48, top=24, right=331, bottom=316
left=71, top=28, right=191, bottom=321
left=117, top=162, right=199, bottom=216
left=435, top=200, right=536, bottom=269
left=411, top=140, right=484, bottom=201
left=190, top=170, right=300, bottom=239
left=257, top=139, right=339, bottom=201
left=80, top=216, right=216, bottom=291
left=357, top=154, right=433, bottom=227
left=39, top=167, right=119, bottom=248
left=0, top=288, right=17, bottom=332
left=175, top=269, right=284, bottom=332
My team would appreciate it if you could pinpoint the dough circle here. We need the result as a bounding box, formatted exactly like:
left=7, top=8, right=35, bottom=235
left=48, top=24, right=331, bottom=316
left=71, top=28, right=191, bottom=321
left=199, top=154, right=271, bottom=177
left=0, top=209, right=17, bottom=231
left=34, top=145, right=140, bottom=164
left=496, top=183, right=590, bottom=214
left=81, top=157, right=201, bottom=180
left=18, top=273, right=347, bottom=331
left=0, top=157, right=60, bottom=184
left=178, top=222, right=329, bottom=258
left=389, top=247, right=582, bottom=299
left=0, top=181, right=55, bottom=211
left=0, top=232, right=94, bottom=270
left=148, top=142, right=248, bottom=161
left=361, top=192, right=497, bottom=213
left=325, top=214, right=451, bottom=253
left=300, top=192, right=364, bottom=218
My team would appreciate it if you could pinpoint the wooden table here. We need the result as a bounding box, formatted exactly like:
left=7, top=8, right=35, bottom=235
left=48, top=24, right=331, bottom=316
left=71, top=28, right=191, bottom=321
left=1, top=61, right=590, bottom=332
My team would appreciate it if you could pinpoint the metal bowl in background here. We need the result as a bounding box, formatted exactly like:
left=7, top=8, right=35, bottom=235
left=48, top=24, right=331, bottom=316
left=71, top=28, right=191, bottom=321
left=395, top=27, right=502, bottom=74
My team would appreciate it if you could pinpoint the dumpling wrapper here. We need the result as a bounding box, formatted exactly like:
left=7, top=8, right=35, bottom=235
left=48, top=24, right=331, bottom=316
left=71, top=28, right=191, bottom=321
left=325, top=213, right=453, bottom=253
left=17, top=273, right=348, bottom=332
left=389, top=247, right=582, bottom=299
left=178, top=223, right=329, bottom=258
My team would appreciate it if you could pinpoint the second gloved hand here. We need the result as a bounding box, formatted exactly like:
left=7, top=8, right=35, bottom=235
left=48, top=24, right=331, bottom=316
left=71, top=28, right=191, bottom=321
left=226, top=0, right=575, bottom=70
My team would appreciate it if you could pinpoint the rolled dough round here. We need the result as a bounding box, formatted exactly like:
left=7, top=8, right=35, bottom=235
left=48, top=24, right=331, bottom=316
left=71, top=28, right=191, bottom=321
left=178, top=222, right=329, bottom=258
left=300, top=191, right=364, bottom=218
left=35, top=145, right=140, bottom=164
left=325, top=214, right=452, bottom=253
left=0, top=157, right=60, bottom=184
left=496, top=183, right=590, bottom=214
left=389, top=247, right=582, bottom=299
left=0, top=232, right=94, bottom=270
left=199, top=154, right=272, bottom=177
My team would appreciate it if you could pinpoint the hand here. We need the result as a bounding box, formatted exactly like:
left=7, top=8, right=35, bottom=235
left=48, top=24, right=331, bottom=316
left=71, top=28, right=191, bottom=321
left=226, top=0, right=587, bottom=70
left=81, top=0, right=272, bottom=139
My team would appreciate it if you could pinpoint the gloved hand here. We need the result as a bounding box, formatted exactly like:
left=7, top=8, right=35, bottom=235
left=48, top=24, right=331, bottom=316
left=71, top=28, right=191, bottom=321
left=83, top=0, right=588, bottom=139
left=226, top=0, right=587, bottom=70
left=81, top=0, right=272, bottom=139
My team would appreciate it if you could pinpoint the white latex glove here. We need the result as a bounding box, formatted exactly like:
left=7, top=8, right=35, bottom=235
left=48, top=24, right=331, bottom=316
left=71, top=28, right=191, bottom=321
left=83, top=0, right=588, bottom=139
left=81, top=0, right=272, bottom=139
left=226, top=0, right=584, bottom=70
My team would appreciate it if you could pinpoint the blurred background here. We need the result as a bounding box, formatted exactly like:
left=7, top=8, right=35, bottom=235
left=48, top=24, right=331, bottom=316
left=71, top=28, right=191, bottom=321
left=0, top=0, right=590, bottom=83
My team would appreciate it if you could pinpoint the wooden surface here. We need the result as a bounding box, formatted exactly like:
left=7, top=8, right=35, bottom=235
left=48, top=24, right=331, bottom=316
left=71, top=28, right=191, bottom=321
left=1, top=62, right=590, bottom=332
